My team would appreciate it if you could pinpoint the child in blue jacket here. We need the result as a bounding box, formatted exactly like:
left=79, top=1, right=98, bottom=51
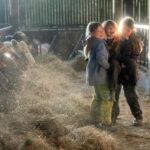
left=84, top=22, right=113, bottom=127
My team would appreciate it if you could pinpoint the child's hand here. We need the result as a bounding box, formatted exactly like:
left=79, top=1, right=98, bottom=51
left=85, top=57, right=89, bottom=62
left=0, top=62, right=7, bottom=68
left=121, top=63, right=126, bottom=68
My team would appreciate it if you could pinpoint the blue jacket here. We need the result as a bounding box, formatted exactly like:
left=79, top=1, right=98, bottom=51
left=86, top=38, right=110, bottom=86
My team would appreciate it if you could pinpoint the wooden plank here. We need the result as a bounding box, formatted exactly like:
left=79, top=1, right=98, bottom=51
left=30, top=0, right=33, bottom=26
left=62, top=0, right=65, bottom=25
left=0, top=0, right=5, bottom=23
left=9, top=0, right=19, bottom=29
left=64, top=0, right=68, bottom=25
left=51, top=0, right=54, bottom=25
left=83, top=0, right=86, bottom=24
left=68, top=0, right=71, bottom=25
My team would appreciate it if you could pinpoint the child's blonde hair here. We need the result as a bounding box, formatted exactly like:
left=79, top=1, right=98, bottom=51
left=102, top=20, right=120, bottom=45
left=102, top=20, right=118, bottom=35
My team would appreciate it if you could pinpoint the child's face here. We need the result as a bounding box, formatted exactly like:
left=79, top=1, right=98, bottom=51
left=106, top=25, right=116, bottom=39
left=92, top=26, right=105, bottom=40
left=121, top=25, right=133, bottom=39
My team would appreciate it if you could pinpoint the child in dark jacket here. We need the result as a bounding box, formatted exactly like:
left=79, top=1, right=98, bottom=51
left=102, top=20, right=121, bottom=124
left=117, top=17, right=143, bottom=126
left=118, top=34, right=142, bottom=85
left=84, top=22, right=113, bottom=127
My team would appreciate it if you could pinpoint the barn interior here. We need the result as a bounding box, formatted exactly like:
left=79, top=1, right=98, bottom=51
left=0, top=0, right=150, bottom=150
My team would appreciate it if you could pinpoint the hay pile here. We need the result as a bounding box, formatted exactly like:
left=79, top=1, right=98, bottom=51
left=0, top=54, right=117, bottom=150
left=20, top=135, right=57, bottom=150
left=60, top=126, right=117, bottom=150
left=0, top=40, right=35, bottom=112
left=69, top=53, right=87, bottom=72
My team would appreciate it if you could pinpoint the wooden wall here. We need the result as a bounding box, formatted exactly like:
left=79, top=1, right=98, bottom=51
left=0, top=0, right=148, bottom=27
left=17, top=0, right=114, bottom=28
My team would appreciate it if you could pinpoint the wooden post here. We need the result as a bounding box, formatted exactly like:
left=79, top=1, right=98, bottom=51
left=9, top=0, right=19, bottom=31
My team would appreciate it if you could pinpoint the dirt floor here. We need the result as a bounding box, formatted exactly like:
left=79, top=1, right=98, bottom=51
left=111, top=92, right=150, bottom=150
left=0, top=54, right=150, bottom=150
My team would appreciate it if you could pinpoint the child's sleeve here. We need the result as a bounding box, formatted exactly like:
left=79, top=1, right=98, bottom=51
left=96, top=42, right=110, bottom=69
left=83, top=37, right=93, bottom=59
left=83, top=45, right=88, bottom=59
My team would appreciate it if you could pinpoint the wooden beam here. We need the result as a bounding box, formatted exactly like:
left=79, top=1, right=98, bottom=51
left=0, top=26, right=13, bottom=36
